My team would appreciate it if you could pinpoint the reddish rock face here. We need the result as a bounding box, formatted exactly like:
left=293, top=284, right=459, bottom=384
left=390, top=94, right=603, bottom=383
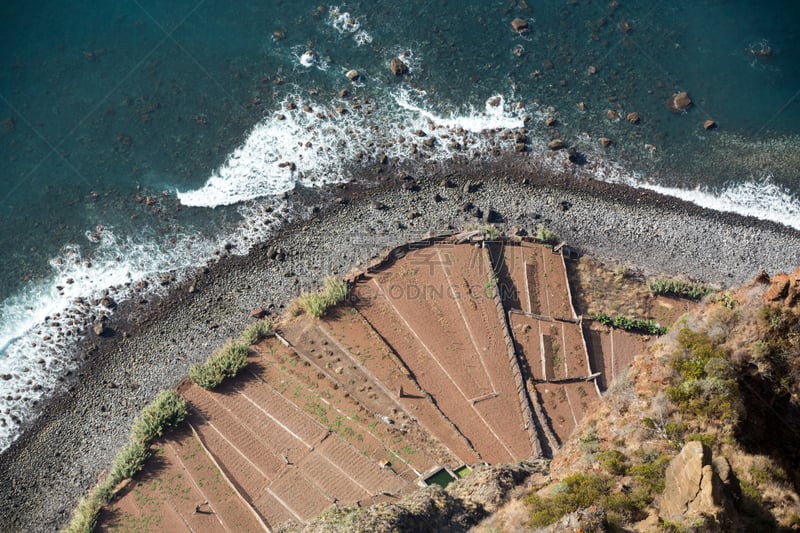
left=668, top=91, right=692, bottom=112
left=764, top=272, right=791, bottom=302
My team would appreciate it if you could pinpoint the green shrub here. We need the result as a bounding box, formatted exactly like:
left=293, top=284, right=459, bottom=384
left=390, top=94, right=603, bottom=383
left=749, top=457, right=789, bottom=486
left=63, top=478, right=115, bottom=533
left=597, top=449, right=629, bottom=475
left=298, top=276, right=349, bottom=318
left=189, top=341, right=249, bottom=390
left=242, top=318, right=272, bottom=345
left=189, top=362, right=224, bottom=389
left=131, top=390, right=188, bottom=443
left=214, top=343, right=249, bottom=379
left=667, top=328, right=740, bottom=421
left=592, top=312, right=666, bottom=335
left=527, top=471, right=653, bottom=528
left=110, top=441, right=150, bottom=485
left=685, top=433, right=716, bottom=448
left=536, top=224, right=557, bottom=245
left=593, top=312, right=612, bottom=326
left=716, top=290, right=737, bottom=309
left=648, top=278, right=713, bottom=301
left=527, top=473, right=612, bottom=527
left=628, top=453, right=671, bottom=496
left=664, top=421, right=687, bottom=444
left=659, top=519, right=688, bottom=533
left=578, top=427, right=601, bottom=454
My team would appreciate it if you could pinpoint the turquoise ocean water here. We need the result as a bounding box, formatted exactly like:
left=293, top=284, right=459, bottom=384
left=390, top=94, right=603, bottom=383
left=0, top=0, right=798, bottom=449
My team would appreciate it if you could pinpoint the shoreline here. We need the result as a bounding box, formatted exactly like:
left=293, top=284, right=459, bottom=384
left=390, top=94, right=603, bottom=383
left=3, top=156, right=800, bottom=531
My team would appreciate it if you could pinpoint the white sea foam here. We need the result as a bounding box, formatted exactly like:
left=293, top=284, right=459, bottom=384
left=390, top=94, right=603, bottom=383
left=178, top=86, right=527, bottom=209
left=299, top=50, right=314, bottom=68
left=642, top=179, right=800, bottom=230
left=0, top=195, right=293, bottom=452
left=565, top=140, right=800, bottom=231
left=328, top=6, right=361, bottom=34
left=0, top=229, right=207, bottom=449
left=394, top=91, right=525, bottom=132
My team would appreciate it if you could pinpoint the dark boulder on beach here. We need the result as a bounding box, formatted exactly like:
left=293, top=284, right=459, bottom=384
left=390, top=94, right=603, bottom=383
left=250, top=307, right=268, bottom=319
left=92, top=315, right=113, bottom=337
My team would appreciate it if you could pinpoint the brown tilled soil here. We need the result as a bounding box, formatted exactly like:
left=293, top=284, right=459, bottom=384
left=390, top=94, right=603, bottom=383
left=353, top=244, right=533, bottom=464
left=98, top=239, right=692, bottom=531
left=98, top=426, right=265, bottom=533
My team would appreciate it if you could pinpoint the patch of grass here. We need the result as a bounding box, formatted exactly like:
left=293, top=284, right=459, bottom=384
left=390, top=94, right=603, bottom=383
left=189, top=341, right=249, bottom=390
left=241, top=318, right=272, bottom=345
left=628, top=453, right=671, bottom=496
left=466, top=223, right=500, bottom=239
left=63, top=478, right=116, bottom=533
left=648, top=278, right=713, bottom=301
left=715, top=290, right=737, bottom=310
left=685, top=433, right=716, bottom=448
left=298, top=276, right=349, bottom=318
left=536, top=224, right=557, bottom=245
left=526, top=471, right=651, bottom=528
left=578, top=427, right=600, bottom=454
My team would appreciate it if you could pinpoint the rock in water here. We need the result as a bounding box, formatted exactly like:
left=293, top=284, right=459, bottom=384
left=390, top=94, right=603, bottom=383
left=547, top=139, right=566, bottom=150
left=668, top=91, right=692, bottom=112
left=511, top=18, right=529, bottom=33
left=389, top=57, right=408, bottom=76
left=703, top=119, right=717, bottom=130
left=626, top=111, right=641, bottom=124
left=345, top=69, right=359, bottom=81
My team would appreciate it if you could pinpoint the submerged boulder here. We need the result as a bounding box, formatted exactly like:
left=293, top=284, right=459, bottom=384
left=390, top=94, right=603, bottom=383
left=668, top=91, right=692, bottom=112
left=511, top=18, right=529, bottom=33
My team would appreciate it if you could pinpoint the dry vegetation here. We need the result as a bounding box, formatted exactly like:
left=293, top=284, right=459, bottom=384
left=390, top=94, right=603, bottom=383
left=480, top=271, right=800, bottom=532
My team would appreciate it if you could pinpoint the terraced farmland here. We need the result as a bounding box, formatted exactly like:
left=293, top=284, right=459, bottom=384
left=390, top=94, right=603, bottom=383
left=100, top=236, right=666, bottom=531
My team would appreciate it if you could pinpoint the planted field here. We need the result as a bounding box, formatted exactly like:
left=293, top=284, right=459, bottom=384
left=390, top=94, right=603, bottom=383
left=354, top=244, right=534, bottom=463
left=317, top=308, right=480, bottom=465
left=533, top=381, right=598, bottom=445
left=583, top=321, right=651, bottom=391
left=97, top=237, right=664, bottom=532
left=98, top=426, right=266, bottom=533
left=255, top=334, right=450, bottom=480
left=510, top=314, right=590, bottom=381
left=524, top=245, right=575, bottom=320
